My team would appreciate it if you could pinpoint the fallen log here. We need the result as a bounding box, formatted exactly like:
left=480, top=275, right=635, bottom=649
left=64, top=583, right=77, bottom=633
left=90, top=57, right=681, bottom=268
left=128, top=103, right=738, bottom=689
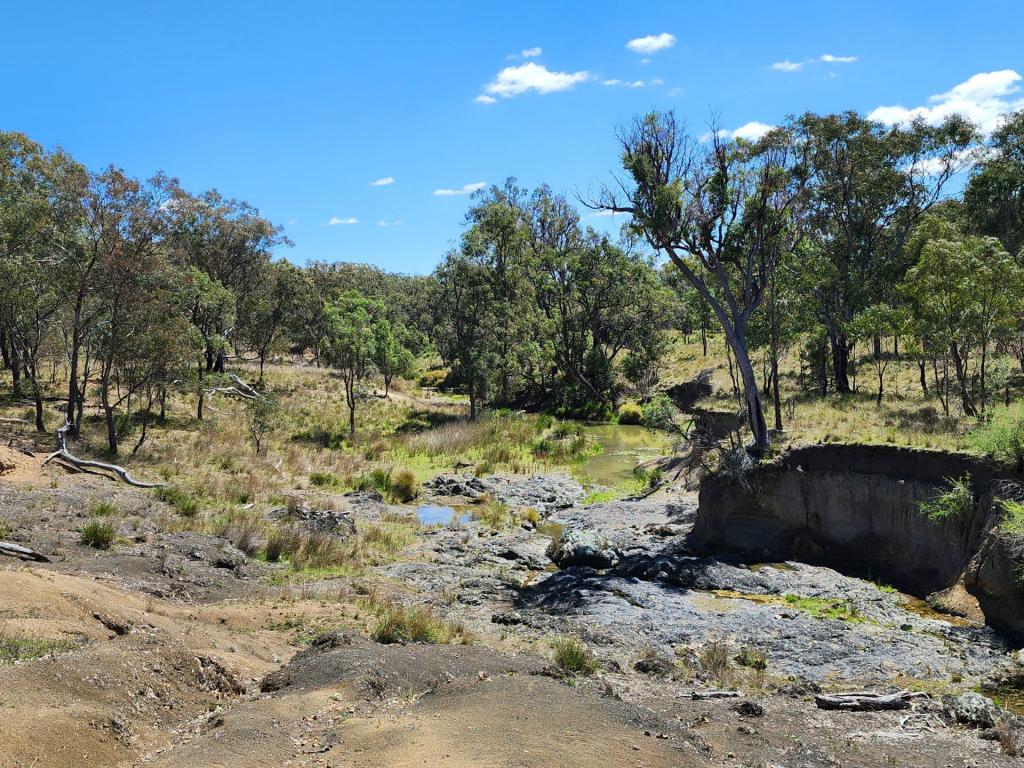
left=205, top=374, right=260, bottom=401
left=815, top=690, right=927, bottom=711
left=685, top=690, right=742, bottom=700
left=42, top=421, right=164, bottom=489
left=0, top=540, right=50, bottom=562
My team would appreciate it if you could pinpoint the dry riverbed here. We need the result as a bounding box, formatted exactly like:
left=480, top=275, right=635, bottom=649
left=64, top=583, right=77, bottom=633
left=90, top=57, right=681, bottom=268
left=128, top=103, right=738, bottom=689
left=1, top=454, right=1022, bottom=766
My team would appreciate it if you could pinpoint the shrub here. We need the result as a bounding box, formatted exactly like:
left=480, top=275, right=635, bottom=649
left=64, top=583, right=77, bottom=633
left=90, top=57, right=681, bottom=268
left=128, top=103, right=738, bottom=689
left=999, top=499, right=1024, bottom=539
left=88, top=501, right=119, bottom=517
left=310, top=471, right=341, bottom=488
left=698, top=640, right=731, bottom=679
left=388, top=469, right=419, bottom=503
left=531, top=437, right=554, bottom=458
left=418, top=368, right=450, bottom=388
left=551, top=636, right=598, bottom=675
left=918, top=474, right=973, bottom=522
left=355, top=468, right=391, bottom=494
left=81, top=520, right=115, bottom=549
left=617, top=402, right=643, bottom=425
left=969, top=405, right=1024, bottom=470
left=371, top=602, right=468, bottom=644
left=734, top=645, right=768, bottom=671
left=642, top=395, right=677, bottom=431
left=156, top=486, right=201, bottom=517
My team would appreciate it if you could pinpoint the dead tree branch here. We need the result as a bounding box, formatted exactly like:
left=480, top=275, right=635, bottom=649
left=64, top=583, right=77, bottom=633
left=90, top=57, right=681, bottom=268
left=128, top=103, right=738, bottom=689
left=42, top=421, right=164, bottom=488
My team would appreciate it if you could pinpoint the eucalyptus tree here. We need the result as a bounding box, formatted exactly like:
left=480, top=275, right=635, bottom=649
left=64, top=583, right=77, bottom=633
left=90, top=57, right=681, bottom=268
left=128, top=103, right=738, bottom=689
left=793, top=111, right=976, bottom=393
left=433, top=251, right=498, bottom=420
left=322, top=291, right=382, bottom=435
left=596, top=111, right=807, bottom=453
left=237, top=259, right=304, bottom=383
left=964, top=110, right=1024, bottom=260
left=0, top=132, right=81, bottom=429
left=167, top=189, right=289, bottom=371
left=901, top=215, right=1024, bottom=416
left=89, top=169, right=179, bottom=453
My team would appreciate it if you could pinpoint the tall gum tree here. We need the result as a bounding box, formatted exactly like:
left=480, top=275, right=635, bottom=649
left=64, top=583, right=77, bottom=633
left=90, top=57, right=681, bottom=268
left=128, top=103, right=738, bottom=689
left=595, top=111, right=806, bottom=453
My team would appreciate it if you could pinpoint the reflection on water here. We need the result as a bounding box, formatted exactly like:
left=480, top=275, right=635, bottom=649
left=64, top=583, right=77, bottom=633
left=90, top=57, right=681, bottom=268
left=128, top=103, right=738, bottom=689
left=415, top=504, right=471, bottom=526
left=581, top=423, right=674, bottom=486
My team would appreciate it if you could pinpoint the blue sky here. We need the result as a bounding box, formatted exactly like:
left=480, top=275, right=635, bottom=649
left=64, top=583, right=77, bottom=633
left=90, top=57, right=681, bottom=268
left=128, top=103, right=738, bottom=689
left=4, top=1, right=1023, bottom=274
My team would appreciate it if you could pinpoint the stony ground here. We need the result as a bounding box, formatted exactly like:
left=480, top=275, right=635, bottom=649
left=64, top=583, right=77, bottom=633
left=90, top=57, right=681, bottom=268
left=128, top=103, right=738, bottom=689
left=1, top=450, right=1023, bottom=767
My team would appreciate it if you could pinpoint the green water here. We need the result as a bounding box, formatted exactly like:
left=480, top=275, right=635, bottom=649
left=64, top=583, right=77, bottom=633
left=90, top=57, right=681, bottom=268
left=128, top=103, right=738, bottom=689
left=580, top=423, right=674, bottom=487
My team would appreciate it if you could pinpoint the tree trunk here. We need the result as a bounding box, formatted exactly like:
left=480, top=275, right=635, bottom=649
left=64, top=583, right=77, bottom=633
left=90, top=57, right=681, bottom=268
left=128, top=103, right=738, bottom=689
left=771, top=355, right=782, bottom=431
left=9, top=341, right=22, bottom=397
left=949, top=344, right=977, bottom=417
left=729, top=332, right=769, bottom=454
left=829, top=331, right=852, bottom=394
left=918, top=360, right=928, bottom=395
left=102, top=384, right=118, bottom=455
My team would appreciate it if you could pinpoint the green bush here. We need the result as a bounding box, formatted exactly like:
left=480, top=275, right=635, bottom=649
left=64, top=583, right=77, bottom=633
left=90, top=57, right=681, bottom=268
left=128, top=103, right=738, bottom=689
left=734, top=645, right=768, bottom=671
left=309, top=471, right=341, bottom=488
left=642, top=395, right=677, bottom=431
left=418, top=368, right=450, bottom=388
left=80, top=520, right=115, bottom=549
left=156, top=486, right=201, bottom=517
left=969, top=405, right=1024, bottom=470
left=617, top=402, right=643, bottom=425
left=355, top=468, right=392, bottom=494
left=918, top=474, right=973, bottom=522
left=551, top=636, right=599, bottom=675
left=388, top=469, right=419, bottom=503
left=999, top=499, right=1024, bottom=539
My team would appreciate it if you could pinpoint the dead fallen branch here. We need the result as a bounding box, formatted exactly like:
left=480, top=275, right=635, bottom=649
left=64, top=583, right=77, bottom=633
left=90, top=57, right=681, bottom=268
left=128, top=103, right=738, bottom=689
left=815, top=690, right=927, bottom=711
left=685, top=690, right=742, bottom=700
left=42, top=421, right=164, bottom=489
left=205, top=374, right=260, bottom=401
left=0, top=540, right=50, bottom=562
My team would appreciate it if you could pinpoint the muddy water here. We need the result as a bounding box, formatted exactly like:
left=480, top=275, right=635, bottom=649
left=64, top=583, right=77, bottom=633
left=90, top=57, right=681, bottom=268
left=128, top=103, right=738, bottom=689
left=581, top=424, right=674, bottom=486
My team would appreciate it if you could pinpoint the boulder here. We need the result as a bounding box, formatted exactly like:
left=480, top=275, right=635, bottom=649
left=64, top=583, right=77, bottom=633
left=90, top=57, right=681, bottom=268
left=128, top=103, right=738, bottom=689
left=271, top=505, right=357, bottom=538
left=942, top=692, right=1000, bottom=729
left=547, top=529, right=619, bottom=569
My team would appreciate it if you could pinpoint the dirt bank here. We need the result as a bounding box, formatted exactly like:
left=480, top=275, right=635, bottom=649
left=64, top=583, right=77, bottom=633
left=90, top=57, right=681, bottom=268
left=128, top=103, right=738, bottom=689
left=694, top=443, right=1024, bottom=639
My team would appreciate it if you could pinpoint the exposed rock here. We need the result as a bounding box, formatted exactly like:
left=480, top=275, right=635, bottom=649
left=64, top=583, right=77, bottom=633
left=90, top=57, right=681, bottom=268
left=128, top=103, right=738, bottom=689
left=424, top=473, right=584, bottom=514
left=547, top=529, right=619, bottom=569
left=270, top=505, right=357, bottom=537
left=943, top=692, right=1000, bottom=729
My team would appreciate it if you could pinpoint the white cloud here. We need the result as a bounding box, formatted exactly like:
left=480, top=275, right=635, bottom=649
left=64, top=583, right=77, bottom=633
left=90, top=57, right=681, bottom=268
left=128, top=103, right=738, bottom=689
left=820, top=53, right=857, bottom=64
left=700, top=121, right=775, bottom=142
left=602, top=77, right=662, bottom=88
left=771, top=59, right=804, bottom=72
left=521, top=46, right=542, bottom=58
left=626, top=33, right=676, bottom=55
left=369, top=177, right=394, bottom=186
left=433, top=182, right=487, bottom=197
left=480, top=62, right=591, bottom=100
left=869, top=69, right=1024, bottom=135
left=377, top=219, right=404, bottom=227
left=327, top=217, right=358, bottom=226
left=591, top=209, right=626, bottom=217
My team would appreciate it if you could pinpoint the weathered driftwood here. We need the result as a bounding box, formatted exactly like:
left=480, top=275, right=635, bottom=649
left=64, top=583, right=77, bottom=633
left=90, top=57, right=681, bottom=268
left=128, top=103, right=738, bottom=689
left=815, top=690, right=927, bottom=711
left=43, top=421, right=164, bottom=489
left=205, top=374, right=260, bottom=401
left=0, top=540, right=50, bottom=562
